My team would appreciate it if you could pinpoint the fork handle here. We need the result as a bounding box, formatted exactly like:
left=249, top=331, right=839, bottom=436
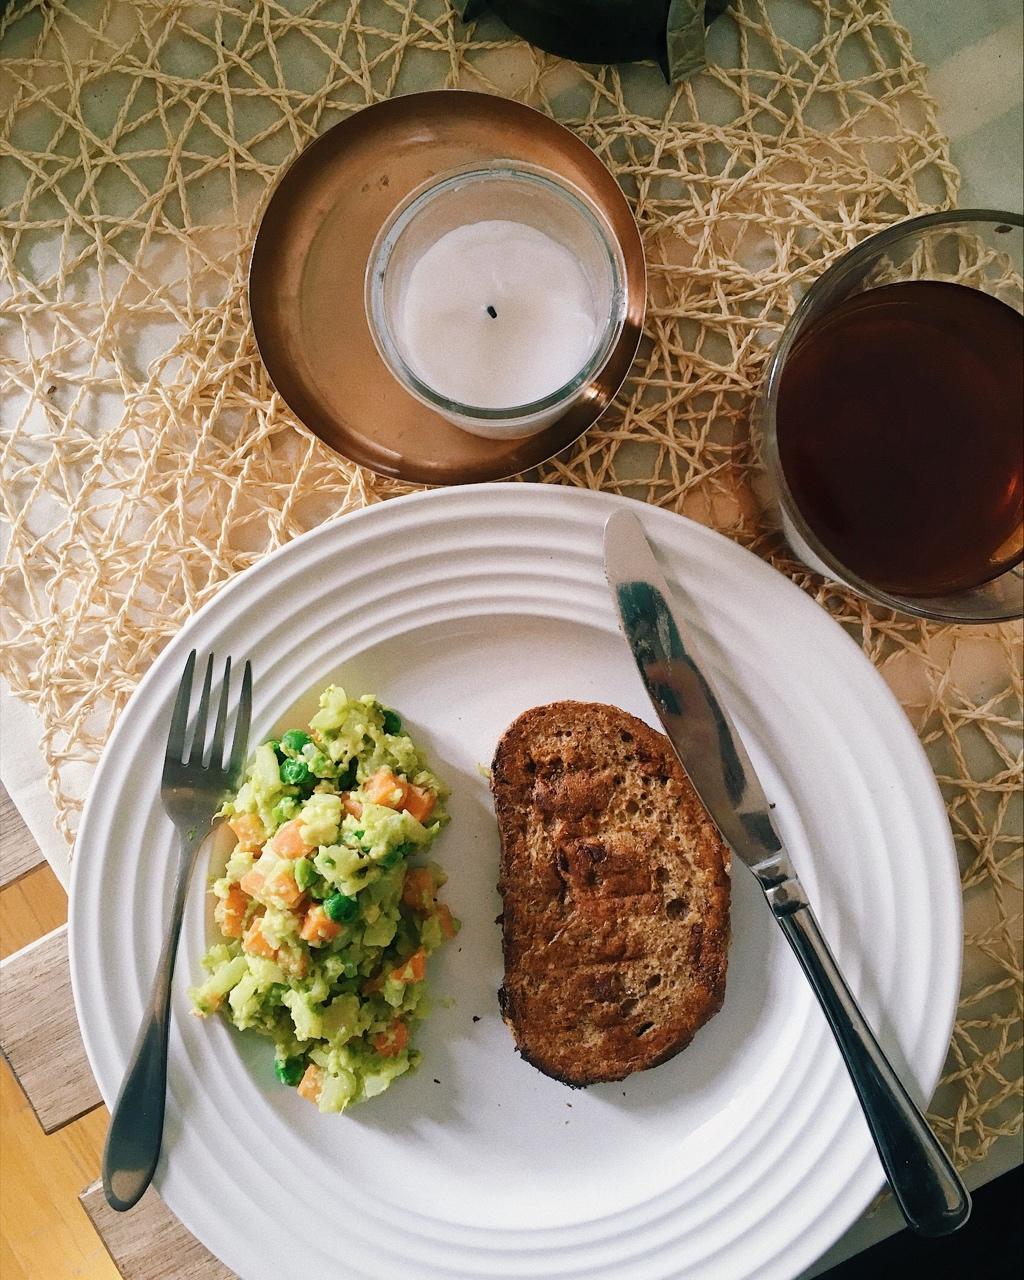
left=770, top=889, right=970, bottom=1236
left=102, top=832, right=202, bottom=1211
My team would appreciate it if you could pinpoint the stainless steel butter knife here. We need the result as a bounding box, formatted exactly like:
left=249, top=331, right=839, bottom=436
left=603, top=508, right=970, bottom=1237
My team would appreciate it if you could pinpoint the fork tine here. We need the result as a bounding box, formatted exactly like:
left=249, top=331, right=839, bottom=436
left=187, top=654, right=215, bottom=765
left=165, top=650, right=196, bottom=767
left=209, top=656, right=232, bottom=771
left=228, top=659, right=252, bottom=782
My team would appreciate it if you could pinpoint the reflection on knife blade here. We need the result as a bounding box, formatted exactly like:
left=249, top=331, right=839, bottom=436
left=612, top=573, right=782, bottom=870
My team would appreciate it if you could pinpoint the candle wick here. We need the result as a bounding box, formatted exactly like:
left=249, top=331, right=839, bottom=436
left=486, top=305, right=497, bottom=319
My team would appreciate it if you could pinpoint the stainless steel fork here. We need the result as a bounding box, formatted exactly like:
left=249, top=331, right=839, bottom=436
left=102, top=650, right=252, bottom=1212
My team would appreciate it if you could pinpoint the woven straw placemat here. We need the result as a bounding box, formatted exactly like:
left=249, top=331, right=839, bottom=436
left=1, top=0, right=1020, bottom=1176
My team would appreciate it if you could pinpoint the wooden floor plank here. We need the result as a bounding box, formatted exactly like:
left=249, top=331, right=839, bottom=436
left=0, top=862, right=68, bottom=959
left=0, top=846, right=120, bottom=1279
left=0, top=783, right=47, bottom=889
left=0, top=1060, right=119, bottom=1280
left=1, top=924, right=104, bottom=1131
left=0, top=1233, right=29, bottom=1280
left=80, top=1182, right=237, bottom=1280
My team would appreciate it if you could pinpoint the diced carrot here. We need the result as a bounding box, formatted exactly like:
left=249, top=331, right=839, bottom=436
left=271, top=818, right=313, bottom=859
left=390, top=947, right=426, bottom=984
left=297, top=1063, right=322, bottom=1103
left=364, top=768, right=407, bottom=809
left=265, top=869, right=304, bottom=909
left=228, top=813, right=266, bottom=851
left=342, top=793, right=363, bottom=819
left=214, top=885, right=248, bottom=938
left=372, top=1019, right=409, bottom=1057
left=434, top=903, right=457, bottom=941
left=402, top=784, right=436, bottom=824
left=300, top=904, right=342, bottom=945
left=401, top=867, right=436, bottom=914
left=242, top=917, right=278, bottom=960
left=239, top=862, right=305, bottom=909
left=239, top=865, right=265, bottom=899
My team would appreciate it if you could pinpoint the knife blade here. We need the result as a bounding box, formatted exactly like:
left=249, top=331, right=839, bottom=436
left=603, top=507, right=785, bottom=886
left=602, top=507, right=970, bottom=1238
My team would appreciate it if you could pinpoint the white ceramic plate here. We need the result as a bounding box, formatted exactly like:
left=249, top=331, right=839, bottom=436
left=70, top=484, right=960, bottom=1280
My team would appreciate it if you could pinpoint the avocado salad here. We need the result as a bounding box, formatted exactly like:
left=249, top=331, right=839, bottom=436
left=190, top=686, right=457, bottom=1113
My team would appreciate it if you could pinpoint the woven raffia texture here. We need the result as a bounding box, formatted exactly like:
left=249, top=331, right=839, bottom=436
left=1, top=0, right=1020, bottom=1173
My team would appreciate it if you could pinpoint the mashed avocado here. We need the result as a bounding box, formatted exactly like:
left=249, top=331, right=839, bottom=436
left=190, top=686, right=457, bottom=1112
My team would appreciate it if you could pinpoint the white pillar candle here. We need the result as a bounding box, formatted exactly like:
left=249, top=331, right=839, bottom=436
left=367, top=163, right=626, bottom=440
left=396, top=220, right=600, bottom=410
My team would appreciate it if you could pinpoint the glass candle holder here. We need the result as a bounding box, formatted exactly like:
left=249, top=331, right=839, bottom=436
left=758, top=210, right=1023, bottom=624
left=365, top=162, right=628, bottom=440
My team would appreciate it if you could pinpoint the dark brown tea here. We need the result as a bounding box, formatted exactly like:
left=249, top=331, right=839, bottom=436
left=776, top=281, right=1023, bottom=596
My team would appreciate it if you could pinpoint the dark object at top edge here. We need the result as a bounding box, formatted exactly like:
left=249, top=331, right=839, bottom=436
left=454, top=1, right=729, bottom=82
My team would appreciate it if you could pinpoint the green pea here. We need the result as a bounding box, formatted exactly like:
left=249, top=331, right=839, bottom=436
left=266, top=738, right=286, bottom=763
left=323, top=892, right=360, bottom=923
left=381, top=841, right=415, bottom=869
left=381, top=708, right=402, bottom=735
left=274, top=1056, right=306, bottom=1087
left=280, top=757, right=311, bottom=786
left=294, top=857, right=317, bottom=891
left=281, top=729, right=311, bottom=753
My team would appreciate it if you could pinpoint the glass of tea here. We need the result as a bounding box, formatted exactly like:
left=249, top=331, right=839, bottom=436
left=760, top=210, right=1023, bottom=623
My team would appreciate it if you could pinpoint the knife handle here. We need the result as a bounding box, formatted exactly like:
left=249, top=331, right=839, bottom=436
left=772, top=896, right=970, bottom=1237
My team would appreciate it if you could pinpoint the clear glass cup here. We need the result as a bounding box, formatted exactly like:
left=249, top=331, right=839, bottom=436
left=758, top=210, right=1023, bottom=623
left=365, top=162, right=627, bottom=440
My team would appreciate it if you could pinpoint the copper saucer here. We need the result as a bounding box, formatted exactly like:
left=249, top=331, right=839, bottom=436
left=248, top=91, right=646, bottom=485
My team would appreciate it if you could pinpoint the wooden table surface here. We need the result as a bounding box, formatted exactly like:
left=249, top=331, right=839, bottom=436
left=0, top=789, right=119, bottom=1280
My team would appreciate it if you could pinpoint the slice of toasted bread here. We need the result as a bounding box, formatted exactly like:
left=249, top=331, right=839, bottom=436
left=491, top=701, right=730, bottom=1086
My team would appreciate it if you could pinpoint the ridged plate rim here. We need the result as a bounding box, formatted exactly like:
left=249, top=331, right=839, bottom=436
left=69, top=483, right=960, bottom=1280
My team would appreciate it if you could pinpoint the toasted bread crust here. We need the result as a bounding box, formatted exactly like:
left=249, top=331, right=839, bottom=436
left=491, top=701, right=730, bottom=1086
